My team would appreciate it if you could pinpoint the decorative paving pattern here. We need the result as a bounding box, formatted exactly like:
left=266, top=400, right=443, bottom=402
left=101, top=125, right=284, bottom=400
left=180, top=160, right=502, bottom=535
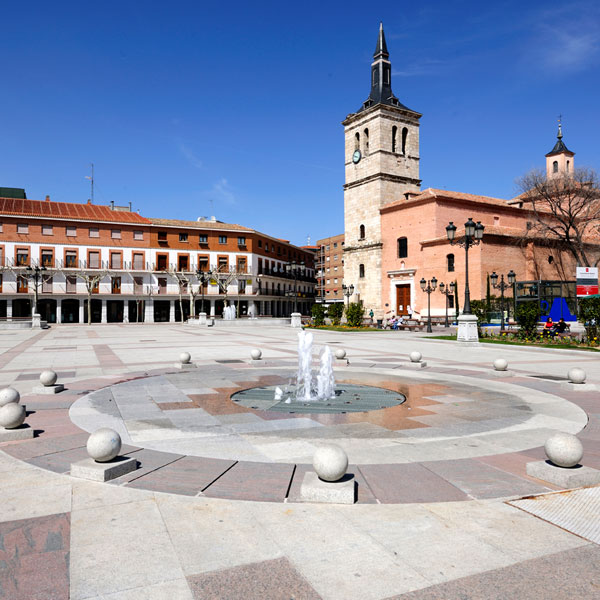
left=0, top=512, right=70, bottom=600
left=509, top=486, right=600, bottom=545
left=232, top=383, right=406, bottom=414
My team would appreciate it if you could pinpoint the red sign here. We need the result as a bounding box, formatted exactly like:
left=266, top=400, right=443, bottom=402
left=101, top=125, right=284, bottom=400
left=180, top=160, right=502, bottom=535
left=577, top=284, right=599, bottom=296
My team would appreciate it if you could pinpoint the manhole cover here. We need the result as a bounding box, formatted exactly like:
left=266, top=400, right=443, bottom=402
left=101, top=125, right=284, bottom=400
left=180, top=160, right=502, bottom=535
left=231, top=383, right=405, bottom=414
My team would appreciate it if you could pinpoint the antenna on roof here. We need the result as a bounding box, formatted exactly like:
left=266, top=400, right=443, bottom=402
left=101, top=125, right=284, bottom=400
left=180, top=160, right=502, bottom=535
left=85, top=163, right=95, bottom=203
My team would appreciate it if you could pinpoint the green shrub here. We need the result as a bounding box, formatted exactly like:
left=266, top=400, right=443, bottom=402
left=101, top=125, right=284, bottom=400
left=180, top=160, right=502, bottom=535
left=345, top=301, right=365, bottom=328
left=328, top=302, right=344, bottom=326
left=311, top=303, right=326, bottom=326
left=469, top=299, right=487, bottom=336
left=578, top=297, right=600, bottom=342
left=515, top=301, right=540, bottom=339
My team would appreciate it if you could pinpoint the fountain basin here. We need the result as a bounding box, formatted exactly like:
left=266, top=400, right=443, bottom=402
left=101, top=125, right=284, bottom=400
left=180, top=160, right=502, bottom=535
left=231, top=383, right=405, bottom=414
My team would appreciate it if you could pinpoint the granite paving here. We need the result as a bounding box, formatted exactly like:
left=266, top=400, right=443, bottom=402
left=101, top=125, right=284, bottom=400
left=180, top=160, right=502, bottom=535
left=1, top=323, right=600, bottom=598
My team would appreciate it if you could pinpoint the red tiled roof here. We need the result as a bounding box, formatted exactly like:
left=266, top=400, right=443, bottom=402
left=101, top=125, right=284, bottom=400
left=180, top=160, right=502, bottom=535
left=0, top=198, right=151, bottom=224
left=381, top=188, right=512, bottom=212
left=149, top=217, right=252, bottom=231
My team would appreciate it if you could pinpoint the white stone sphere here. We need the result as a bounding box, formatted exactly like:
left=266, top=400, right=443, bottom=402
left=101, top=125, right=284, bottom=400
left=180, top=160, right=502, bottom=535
left=0, top=387, right=20, bottom=407
left=568, top=368, right=586, bottom=384
left=544, top=432, right=583, bottom=468
left=335, top=348, right=346, bottom=359
left=0, top=403, right=26, bottom=429
left=493, top=358, right=508, bottom=372
left=409, top=351, right=422, bottom=363
left=179, top=352, right=191, bottom=364
left=250, top=348, right=262, bottom=360
left=313, top=444, right=348, bottom=482
left=40, top=370, right=58, bottom=387
left=87, top=428, right=122, bottom=462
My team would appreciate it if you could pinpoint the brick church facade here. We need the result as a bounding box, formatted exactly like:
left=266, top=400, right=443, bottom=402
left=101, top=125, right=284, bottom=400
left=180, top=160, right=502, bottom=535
left=343, top=24, right=594, bottom=320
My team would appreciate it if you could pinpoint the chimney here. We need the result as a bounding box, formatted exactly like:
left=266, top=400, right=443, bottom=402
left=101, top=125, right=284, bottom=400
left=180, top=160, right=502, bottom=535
left=45, top=195, right=50, bottom=202
left=110, top=201, right=115, bottom=210
left=128, top=201, right=132, bottom=212
left=87, top=199, right=91, bottom=204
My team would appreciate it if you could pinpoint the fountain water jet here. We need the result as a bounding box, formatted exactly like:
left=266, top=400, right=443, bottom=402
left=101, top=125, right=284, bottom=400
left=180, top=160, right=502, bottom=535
left=291, top=330, right=336, bottom=402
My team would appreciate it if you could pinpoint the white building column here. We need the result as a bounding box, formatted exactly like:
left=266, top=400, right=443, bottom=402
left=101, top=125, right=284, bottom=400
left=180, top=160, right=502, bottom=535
left=78, top=301, right=85, bottom=324
left=145, top=298, right=154, bottom=323
left=56, top=300, right=62, bottom=324
left=210, top=299, right=215, bottom=317
left=123, top=301, right=129, bottom=323
left=169, top=301, right=175, bottom=323
left=6, top=299, right=12, bottom=320
left=101, top=299, right=107, bottom=323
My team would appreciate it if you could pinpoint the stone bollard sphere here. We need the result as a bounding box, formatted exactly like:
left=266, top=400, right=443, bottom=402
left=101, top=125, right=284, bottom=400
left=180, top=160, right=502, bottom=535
left=250, top=348, right=262, bottom=360
left=313, top=444, right=348, bottom=482
left=545, top=432, right=583, bottom=468
left=567, top=368, right=586, bottom=384
left=0, top=403, right=26, bottom=429
left=0, top=387, right=20, bottom=407
left=40, top=370, right=58, bottom=387
left=493, top=358, right=508, bottom=372
left=335, top=348, right=346, bottom=359
left=179, top=352, right=191, bottom=365
left=409, top=351, right=422, bottom=363
left=87, top=428, right=122, bottom=462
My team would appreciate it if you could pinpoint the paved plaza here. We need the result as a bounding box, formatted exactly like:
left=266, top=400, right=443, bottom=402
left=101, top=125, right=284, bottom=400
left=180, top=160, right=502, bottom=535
left=1, top=323, right=600, bottom=599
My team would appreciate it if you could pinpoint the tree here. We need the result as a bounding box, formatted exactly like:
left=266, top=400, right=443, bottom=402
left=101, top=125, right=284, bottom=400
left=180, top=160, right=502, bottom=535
left=328, top=303, right=344, bottom=325
left=345, top=301, right=365, bottom=327
left=70, top=270, right=108, bottom=324
left=517, top=168, right=600, bottom=267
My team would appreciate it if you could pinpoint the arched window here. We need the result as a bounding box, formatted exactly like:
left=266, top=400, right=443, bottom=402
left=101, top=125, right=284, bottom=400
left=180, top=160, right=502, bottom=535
left=447, top=254, right=455, bottom=272
left=401, top=127, right=408, bottom=155
left=359, top=224, right=365, bottom=240
left=364, top=128, right=369, bottom=154
left=359, top=264, right=365, bottom=278
left=355, top=132, right=360, bottom=150
left=392, top=126, right=397, bottom=153
left=397, top=237, right=407, bottom=258
left=553, top=160, right=558, bottom=173
left=567, top=160, right=570, bottom=172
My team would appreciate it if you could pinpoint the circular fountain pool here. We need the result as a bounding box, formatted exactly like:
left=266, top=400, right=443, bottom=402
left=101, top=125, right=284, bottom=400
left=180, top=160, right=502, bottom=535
left=231, top=383, right=406, bottom=414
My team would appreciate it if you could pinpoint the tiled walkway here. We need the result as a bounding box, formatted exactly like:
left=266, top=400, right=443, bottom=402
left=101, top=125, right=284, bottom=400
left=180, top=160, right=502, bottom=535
left=1, top=324, right=600, bottom=599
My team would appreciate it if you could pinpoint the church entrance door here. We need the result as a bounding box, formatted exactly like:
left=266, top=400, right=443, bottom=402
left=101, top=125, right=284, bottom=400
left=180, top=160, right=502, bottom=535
left=395, top=284, right=411, bottom=317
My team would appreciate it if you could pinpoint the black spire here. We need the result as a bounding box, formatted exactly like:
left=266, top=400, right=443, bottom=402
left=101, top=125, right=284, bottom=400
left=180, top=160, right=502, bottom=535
left=359, top=23, right=415, bottom=113
left=373, top=21, right=389, bottom=59
left=546, top=120, right=574, bottom=157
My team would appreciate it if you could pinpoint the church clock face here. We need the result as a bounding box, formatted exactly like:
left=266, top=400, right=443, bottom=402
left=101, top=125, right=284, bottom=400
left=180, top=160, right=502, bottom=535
left=352, top=149, right=362, bottom=164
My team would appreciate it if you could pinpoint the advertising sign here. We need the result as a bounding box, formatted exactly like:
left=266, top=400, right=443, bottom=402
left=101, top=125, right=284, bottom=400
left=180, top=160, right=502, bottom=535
left=576, top=266, right=599, bottom=297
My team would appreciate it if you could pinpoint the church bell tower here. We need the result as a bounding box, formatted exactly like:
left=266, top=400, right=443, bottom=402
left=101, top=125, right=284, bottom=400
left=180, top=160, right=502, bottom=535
left=342, top=23, right=421, bottom=317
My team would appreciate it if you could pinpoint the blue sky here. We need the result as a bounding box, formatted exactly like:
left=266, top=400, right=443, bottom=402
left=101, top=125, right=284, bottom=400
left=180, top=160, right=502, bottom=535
left=2, top=1, right=599, bottom=245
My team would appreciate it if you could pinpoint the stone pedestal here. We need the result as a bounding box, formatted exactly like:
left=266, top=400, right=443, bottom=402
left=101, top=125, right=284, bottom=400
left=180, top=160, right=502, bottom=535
left=492, top=370, right=515, bottom=377
left=32, top=313, right=42, bottom=329
left=0, top=425, right=34, bottom=442
left=70, top=456, right=138, bottom=482
left=32, top=384, right=65, bottom=395
left=173, top=362, right=196, bottom=370
left=561, top=382, right=598, bottom=392
left=299, top=471, right=356, bottom=504
left=291, top=312, right=302, bottom=328
left=457, top=314, right=479, bottom=343
left=526, top=460, right=600, bottom=488
left=198, top=312, right=207, bottom=325
left=404, top=361, right=427, bottom=369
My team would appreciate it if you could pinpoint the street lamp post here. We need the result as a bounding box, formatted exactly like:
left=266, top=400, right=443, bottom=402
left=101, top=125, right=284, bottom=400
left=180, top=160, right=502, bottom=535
left=25, top=265, right=47, bottom=315
left=490, top=270, right=516, bottom=331
left=285, top=261, right=305, bottom=314
left=419, top=276, right=438, bottom=333
left=446, top=218, right=484, bottom=314
left=342, top=283, right=354, bottom=307
left=446, top=218, right=485, bottom=343
left=196, top=269, right=210, bottom=315
left=438, top=281, right=455, bottom=328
